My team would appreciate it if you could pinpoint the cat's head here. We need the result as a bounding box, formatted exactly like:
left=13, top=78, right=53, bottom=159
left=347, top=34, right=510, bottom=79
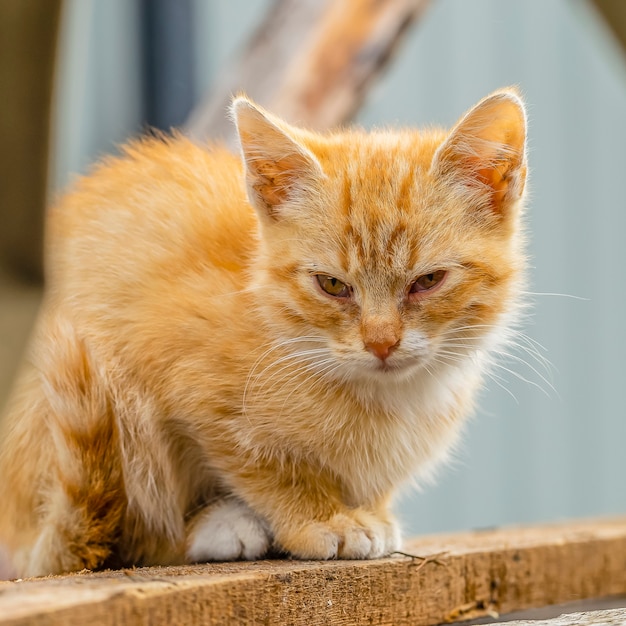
left=232, top=90, right=527, bottom=385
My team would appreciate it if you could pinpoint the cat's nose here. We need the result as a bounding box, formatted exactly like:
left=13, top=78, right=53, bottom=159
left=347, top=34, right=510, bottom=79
left=365, top=339, right=399, bottom=361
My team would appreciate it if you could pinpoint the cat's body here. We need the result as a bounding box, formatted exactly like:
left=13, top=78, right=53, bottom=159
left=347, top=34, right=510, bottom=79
left=0, top=90, right=528, bottom=577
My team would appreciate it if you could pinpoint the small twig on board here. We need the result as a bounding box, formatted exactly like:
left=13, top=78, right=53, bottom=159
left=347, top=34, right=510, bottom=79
left=391, top=550, right=448, bottom=572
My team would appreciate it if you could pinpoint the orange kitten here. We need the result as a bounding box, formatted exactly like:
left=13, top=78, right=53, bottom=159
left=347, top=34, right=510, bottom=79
left=0, top=89, right=527, bottom=577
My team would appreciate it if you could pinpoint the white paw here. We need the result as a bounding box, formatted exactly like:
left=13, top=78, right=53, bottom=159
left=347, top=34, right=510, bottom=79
left=0, top=544, right=15, bottom=580
left=186, top=499, right=270, bottom=562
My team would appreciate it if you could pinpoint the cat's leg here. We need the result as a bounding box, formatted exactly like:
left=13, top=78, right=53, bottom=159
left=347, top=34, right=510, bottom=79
left=227, top=459, right=401, bottom=560
left=185, top=497, right=271, bottom=562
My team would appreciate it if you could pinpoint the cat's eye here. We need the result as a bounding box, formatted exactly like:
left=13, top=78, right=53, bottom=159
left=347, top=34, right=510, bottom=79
left=409, top=270, right=447, bottom=294
left=315, top=275, right=351, bottom=298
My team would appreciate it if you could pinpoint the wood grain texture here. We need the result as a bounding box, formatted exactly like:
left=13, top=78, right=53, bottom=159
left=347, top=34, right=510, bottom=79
left=185, top=0, right=429, bottom=146
left=1, top=518, right=625, bottom=626
left=496, top=608, right=626, bottom=626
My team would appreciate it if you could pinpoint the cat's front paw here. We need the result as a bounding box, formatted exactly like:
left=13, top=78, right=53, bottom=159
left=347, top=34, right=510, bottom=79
left=186, top=498, right=271, bottom=562
left=278, top=510, right=400, bottom=560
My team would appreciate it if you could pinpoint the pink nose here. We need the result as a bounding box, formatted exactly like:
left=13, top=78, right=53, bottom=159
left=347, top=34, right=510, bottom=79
left=365, top=339, right=399, bottom=361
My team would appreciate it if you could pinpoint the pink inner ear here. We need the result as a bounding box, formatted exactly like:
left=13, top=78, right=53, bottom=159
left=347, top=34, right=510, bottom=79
left=434, top=91, right=527, bottom=214
left=234, top=98, right=323, bottom=219
left=251, top=154, right=308, bottom=213
left=457, top=124, right=526, bottom=212
left=475, top=157, right=526, bottom=211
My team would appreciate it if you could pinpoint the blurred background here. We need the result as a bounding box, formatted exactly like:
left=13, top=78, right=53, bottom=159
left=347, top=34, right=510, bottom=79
left=1, top=0, right=625, bottom=537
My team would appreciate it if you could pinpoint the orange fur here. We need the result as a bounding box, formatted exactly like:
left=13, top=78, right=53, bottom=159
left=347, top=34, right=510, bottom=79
left=0, top=89, right=528, bottom=576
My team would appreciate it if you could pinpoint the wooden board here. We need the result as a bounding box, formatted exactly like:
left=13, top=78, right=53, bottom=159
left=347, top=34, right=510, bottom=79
left=496, top=608, right=626, bottom=626
left=1, top=518, right=626, bottom=625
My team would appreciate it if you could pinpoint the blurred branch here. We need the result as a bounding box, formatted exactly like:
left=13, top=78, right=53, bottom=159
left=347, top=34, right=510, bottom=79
left=591, top=0, right=626, bottom=57
left=185, top=0, right=430, bottom=147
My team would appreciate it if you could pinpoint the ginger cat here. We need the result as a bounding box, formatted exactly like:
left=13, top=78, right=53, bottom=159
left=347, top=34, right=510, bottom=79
left=0, top=89, right=527, bottom=577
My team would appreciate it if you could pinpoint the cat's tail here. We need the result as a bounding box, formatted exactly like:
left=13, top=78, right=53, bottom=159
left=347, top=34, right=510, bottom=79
left=0, top=315, right=126, bottom=577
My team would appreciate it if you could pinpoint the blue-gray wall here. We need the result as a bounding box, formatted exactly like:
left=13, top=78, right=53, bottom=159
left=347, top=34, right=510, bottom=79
left=52, top=0, right=626, bottom=536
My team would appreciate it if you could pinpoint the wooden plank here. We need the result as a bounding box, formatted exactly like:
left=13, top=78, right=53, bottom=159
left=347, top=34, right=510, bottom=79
left=1, top=518, right=625, bottom=626
left=495, top=608, right=626, bottom=625
left=184, top=0, right=430, bottom=146
left=458, top=597, right=626, bottom=625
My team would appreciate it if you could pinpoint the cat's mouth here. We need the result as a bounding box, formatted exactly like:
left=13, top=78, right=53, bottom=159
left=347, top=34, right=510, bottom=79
left=372, top=357, right=419, bottom=375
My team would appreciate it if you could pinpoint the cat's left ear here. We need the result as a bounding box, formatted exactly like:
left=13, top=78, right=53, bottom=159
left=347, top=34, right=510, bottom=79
left=232, top=97, right=324, bottom=220
left=431, top=88, right=527, bottom=217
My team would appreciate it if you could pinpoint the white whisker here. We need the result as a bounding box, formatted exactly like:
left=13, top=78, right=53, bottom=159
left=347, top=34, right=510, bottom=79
left=483, top=370, right=520, bottom=404
left=523, top=290, right=588, bottom=301
left=242, top=336, right=328, bottom=416
left=489, top=361, right=551, bottom=398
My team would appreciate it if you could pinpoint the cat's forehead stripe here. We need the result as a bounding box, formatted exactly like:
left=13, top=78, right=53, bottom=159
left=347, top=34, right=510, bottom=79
left=336, top=142, right=423, bottom=274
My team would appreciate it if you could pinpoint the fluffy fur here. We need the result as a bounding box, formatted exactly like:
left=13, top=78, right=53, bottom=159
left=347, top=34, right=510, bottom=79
left=0, top=89, right=528, bottom=577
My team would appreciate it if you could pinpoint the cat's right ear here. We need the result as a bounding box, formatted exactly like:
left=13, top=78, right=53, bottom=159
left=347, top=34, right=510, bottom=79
left=232, top=97, right=324, bottom=220
left=430, top=88, right=527, bottom=218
